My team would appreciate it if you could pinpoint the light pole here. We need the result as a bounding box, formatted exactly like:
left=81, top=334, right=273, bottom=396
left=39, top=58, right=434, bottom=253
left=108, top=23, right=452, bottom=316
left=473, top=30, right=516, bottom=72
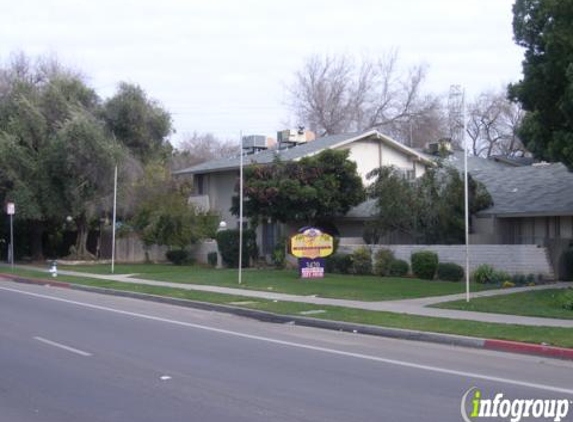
left=6, top=202, right=15, bottom=269
left=216, top=221, right=227, bottom=269
left=238, top=132, right=244, bottom=285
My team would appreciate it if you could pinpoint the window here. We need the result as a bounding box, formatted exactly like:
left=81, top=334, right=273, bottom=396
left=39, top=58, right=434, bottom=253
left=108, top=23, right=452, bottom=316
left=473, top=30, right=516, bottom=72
left=196, top=174, right=205, bottom=195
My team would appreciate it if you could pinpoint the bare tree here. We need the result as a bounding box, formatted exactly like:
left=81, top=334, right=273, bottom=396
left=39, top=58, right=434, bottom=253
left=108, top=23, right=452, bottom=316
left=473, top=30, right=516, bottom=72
left=287, top=52, right=446, bottom=146
left=466, top=89, right=526, bottom=157
left=172, top=132, right=237, bottom=170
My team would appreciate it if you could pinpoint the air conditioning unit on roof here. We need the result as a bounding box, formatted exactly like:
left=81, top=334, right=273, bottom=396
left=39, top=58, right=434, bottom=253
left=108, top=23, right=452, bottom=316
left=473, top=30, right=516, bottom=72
left=242, top=135, right=268, bottom=150
left=277, top=129, right=306, bottom=144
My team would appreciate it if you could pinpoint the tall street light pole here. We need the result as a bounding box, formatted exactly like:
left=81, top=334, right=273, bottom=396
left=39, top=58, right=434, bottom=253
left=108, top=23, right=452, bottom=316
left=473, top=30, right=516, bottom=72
left=111, top=165, right=118, bottom=274
left=238, top=131, right=243, bottom=285
left=6, top=202, right=15, bottom=270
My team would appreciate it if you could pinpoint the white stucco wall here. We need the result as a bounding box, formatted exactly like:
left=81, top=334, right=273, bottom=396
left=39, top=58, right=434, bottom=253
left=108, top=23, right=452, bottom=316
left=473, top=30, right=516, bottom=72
left=339, top=137, right=426, bottom=184
left=205, top=170, right=239, bottom=227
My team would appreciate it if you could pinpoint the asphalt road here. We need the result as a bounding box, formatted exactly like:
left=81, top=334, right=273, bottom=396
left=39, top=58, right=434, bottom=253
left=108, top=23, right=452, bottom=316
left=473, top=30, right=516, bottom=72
left=0, top=281, right=572, bottom=422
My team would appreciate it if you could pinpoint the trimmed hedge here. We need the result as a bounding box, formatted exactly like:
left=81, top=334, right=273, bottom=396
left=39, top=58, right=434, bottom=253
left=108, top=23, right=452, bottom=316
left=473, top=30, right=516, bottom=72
left=388, top=259, right=409, bottom=277
left=325, top=253, right=353, bottom=274
left=166, top=249, right=193, bottom=265
left=215, top=229, right=257, bottom=268
left=411, top=250, right=438, bottom=280
left=437, top=262, right=464, bottom=282
left=373, top=248, right=395, bottom=276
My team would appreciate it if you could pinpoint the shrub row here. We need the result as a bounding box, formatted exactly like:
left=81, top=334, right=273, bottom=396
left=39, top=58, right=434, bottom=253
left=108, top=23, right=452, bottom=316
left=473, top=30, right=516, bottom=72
left=471, top=263, right=544, bottom=286
left=326, top=247, right=463, bottom=281
left=165, top=249, right=195, bottom=265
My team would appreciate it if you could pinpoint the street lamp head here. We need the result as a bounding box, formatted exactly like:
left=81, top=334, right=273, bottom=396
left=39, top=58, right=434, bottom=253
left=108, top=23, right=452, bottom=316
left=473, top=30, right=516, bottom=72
left=66, top=216, right=73, bottom=223
left=218, top=221, right=227, bottom=230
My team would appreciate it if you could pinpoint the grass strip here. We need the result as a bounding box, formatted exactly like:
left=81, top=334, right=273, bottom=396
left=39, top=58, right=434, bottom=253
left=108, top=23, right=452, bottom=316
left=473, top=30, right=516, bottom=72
left=57, top=263, right=496, bottom=301
left=433, top=288, right=573, bottom=320
left=3, top=267, right=573, bottom=348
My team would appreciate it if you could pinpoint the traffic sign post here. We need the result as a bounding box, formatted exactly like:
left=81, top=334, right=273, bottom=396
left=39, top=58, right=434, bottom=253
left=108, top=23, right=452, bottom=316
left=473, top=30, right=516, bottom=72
left=6, top=202, right=15, bottom=269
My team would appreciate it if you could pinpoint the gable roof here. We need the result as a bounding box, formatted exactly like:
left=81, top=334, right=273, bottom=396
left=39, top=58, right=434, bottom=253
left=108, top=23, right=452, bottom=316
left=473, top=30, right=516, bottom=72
left=173, top=130, right=434, bottom=175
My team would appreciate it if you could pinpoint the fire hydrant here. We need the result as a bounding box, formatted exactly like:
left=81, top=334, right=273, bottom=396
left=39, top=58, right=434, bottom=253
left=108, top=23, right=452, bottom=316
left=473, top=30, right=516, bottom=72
left=49, top=260, right=58, bottom=278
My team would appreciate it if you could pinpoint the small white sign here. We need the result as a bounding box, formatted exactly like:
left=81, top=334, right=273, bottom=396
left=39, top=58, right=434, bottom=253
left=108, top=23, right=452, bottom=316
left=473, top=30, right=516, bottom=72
left=6, top=202, right=15, bottom=215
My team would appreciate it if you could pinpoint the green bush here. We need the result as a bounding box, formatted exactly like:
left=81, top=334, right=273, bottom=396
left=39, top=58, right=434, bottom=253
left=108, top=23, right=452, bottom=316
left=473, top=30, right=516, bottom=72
left=411, top=250, right=438, bottom=280
left=510, top=273, right=536, bottom=286
left=472, top=264, right=512, bottom=284
left=493, top=270, right=512, bottom=284
left=388, top=259, right=409, bottom=277
left=437, top=262, right=464, bottom=282
left=472, top=264, right=496, bottom=284
left=215, top=229, right=257, bottom=268
left=373, top=248, right=395, bottom=276
left=272, top=239, right=286, bottom=269
left=351, top=247, right=373, bottom=275
left=560, top=288, right=573, bottom=310
left=325, top=253, right=353, bottom=274
left=165, top=249, right=193, bottom=265
left=560, top=249, right=573, bottom=281
left=207, top=251, right=218, bottom=267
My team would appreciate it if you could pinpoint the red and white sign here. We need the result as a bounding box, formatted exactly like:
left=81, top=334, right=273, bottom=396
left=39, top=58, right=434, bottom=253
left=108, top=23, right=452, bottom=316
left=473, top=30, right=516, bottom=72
left=6, top=202, right=15, bottom=215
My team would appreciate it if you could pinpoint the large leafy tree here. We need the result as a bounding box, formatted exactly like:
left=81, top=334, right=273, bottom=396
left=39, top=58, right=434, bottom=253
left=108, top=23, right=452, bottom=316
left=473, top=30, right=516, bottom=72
left=509, top=0, right=573, bottom=167
left=103, top=82, right=173, bottom=164
left=44, top=111, right=123, bottom=258
left=232, top=149, right=365, bottom=226
left=0, top=55, right=105, bottom=258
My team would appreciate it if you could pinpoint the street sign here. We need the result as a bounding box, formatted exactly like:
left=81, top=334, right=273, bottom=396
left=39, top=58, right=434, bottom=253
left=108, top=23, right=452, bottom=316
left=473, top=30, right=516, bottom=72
left=6, top=202, right=15, bottom=215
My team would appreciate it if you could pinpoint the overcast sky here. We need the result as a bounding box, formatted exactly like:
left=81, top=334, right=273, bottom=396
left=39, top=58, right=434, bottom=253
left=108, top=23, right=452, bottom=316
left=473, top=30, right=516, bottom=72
left=1, top=0, right=524, bottom=145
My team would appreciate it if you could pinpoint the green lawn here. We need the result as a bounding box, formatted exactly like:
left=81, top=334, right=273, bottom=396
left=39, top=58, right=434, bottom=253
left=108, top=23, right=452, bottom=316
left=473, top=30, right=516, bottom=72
left=57, top=263, right=495, bottom=301
left=433, top=289, right=573, bottom=320
left=1, top=266, right=572, bottom=348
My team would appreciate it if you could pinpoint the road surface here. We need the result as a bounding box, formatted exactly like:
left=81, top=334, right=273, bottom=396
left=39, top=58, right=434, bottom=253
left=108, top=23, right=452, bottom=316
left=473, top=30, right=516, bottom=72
left=0, top=281, right=572, bottom=422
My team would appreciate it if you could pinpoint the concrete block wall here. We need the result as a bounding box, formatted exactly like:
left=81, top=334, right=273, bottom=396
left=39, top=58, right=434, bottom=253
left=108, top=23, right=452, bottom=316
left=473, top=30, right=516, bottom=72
left=338, top=243, right=554, bottom=278
left=114, top=236, right=169, bottom=263
left=189, top=240, right=218, bottom=264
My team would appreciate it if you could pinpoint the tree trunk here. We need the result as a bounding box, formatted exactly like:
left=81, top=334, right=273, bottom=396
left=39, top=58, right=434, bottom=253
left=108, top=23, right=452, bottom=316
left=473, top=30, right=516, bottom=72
left=74, top=214, right=94, bottom=260
left=30, top=221, right=44, bottom=261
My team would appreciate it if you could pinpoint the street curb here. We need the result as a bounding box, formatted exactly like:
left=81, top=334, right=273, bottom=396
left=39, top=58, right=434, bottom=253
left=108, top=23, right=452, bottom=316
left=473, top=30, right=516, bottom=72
left=1, top=273, right=572, bottom=361
left=483, top=339, right=573, bottom=360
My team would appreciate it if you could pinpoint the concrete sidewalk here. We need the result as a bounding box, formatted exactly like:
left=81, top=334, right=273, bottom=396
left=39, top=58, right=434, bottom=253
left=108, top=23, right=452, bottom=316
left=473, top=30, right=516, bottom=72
left=8, top=265, right=573, bottom=328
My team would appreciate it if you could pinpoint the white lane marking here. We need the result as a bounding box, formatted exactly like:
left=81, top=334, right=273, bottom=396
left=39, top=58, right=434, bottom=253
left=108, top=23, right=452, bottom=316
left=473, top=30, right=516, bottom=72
left=33, top=336, right=92, bottom=357
left=1, top=285, right=572, bottom=396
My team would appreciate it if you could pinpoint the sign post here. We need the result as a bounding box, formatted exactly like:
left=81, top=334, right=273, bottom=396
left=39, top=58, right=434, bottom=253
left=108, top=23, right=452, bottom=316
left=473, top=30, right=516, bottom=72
left=6, top=202, right=15, bottom=269
left=290, top=228, right=334, bottom=279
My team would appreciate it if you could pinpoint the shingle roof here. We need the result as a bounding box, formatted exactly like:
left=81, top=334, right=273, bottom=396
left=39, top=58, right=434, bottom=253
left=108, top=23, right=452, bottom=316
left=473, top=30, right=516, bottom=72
left=345, top=152, right=573, bottom=219
left=173, top=130, right=432, bottom=175
left=445, top=152, right=573, bottom=217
